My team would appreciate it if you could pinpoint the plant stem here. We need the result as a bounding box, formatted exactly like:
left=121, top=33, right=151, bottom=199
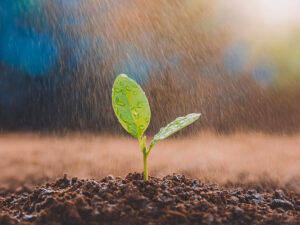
left=139, top=136, right=149, bottom=181
left=143, top=152, right=148, bottom=181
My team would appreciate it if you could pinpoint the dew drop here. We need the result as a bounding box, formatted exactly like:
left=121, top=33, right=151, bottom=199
left=120, top=113, right=126, bottom=123
left=127, top=126, right=137, bottom=136
left=126, top=86, right=131, bottom=91
left=116, top=96, right=125, bottom=106
left=137, top=102, right=143, bottom=108
left=127, top=125, right=133, bottom=132
left=114, top=88, right=121, bottom=93
left=138, top=125, right=145, bottom=131
left=132, top=110, right=139, bottom=119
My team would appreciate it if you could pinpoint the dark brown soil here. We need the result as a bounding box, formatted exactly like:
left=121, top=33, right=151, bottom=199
left=0, top=173, right=299, bottom=225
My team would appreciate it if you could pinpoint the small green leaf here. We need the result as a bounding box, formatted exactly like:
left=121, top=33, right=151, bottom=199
left=112, top=74, right=151, bottom=138
left=150, top=113, right=201, bottom=148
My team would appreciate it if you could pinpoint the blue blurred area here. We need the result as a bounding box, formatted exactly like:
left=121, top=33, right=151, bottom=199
left=70, top=37, right=109, bottom=68
left=116, top=45, right=182, bottom=84
left=59, top=0, right=86, bottom=28
left=116, top=45, right=157, bottom=83
left=0, top=0, right=58, bottom=76
left=0, top=28, right=58, bottom=76
left=224, top=42, right=248, bottom=76
left=224, top=42, right=277, bottom=86
left=0, top=0, right=41, bottom=22
left=252, top=61, right=277, bottom=86
left=117, top=50, right=152, bottom=82
left=59, top=0, right=82, bottom=8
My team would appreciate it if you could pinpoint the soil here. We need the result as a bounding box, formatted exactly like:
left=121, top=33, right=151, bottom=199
left=0, top=173, right=299, bottom=225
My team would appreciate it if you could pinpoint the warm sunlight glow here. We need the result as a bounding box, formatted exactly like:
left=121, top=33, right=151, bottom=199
left=255, top=0, right=300, bottom=27
left=216, top=0, right=300, bottom=37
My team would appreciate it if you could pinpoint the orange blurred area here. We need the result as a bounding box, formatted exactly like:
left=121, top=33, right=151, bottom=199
left=0, top=133, right=299, bottom=194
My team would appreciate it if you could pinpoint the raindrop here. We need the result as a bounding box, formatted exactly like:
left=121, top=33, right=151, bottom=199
left=127, top=126, right=137, bottom=136
left=138, top=125, right=145, bottom=131
left=132, top=110, right=139, bottom=119
left=137, top=102, right=143, bottom=108
left=127, top=125, right=132, bottom=131
left=120, top=114, right=126, bottom=123
left=115, top=96, right=125, bottom=106
left=114, top=88, right=121, bottom=93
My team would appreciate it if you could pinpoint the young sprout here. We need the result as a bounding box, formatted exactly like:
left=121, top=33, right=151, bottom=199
left=112, top=74, right=201, bottom=181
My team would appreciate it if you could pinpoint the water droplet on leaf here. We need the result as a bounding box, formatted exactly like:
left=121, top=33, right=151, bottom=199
left=114, top=88, right=121, bottom=93
left=137, top=102, right=143, bottom=108
left=116, top=96, right=125, bottom=106
left=138, top=125, right=145, bottom=131
left=132, top=110, right=139, bottom=119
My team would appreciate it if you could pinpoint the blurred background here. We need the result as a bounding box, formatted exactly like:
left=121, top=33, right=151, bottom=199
left=0, top=0, right=300, bottom=194
left=0, top=0, right=299, bottom=134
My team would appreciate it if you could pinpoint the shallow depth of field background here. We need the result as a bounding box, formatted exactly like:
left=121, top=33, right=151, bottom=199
left=0, top=0, right=299, bottom=193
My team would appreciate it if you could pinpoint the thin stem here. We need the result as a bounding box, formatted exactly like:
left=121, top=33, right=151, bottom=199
left=146, top=139, right=158, bottom=156
left=138, top=137, right=144, bottom=153
left=143, top=152, right=148, bottom=181
left=146, top=142, right=154, bottom=156
left=139, top=136, right=148, bottom=181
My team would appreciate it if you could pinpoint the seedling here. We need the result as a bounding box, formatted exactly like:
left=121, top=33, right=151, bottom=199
left=112, top=74, right=201, bottom=181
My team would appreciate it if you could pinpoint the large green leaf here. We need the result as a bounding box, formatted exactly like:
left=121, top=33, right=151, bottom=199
left=150, top=113, right=201, bottom=148
left=112, top=74, right=151, bottom=138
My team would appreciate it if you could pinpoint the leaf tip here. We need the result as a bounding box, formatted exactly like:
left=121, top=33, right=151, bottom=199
left=119, top=73, right=128, bottom=78
left=187, top=113, right=201, bottom=120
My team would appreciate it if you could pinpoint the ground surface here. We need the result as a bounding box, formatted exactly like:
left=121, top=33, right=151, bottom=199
left=0, top=173, right=299, bottom=225
left=0, top=133, right=300, bottom=224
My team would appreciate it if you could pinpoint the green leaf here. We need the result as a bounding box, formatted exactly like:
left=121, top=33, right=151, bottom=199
left=150, top=113, right=201, bottom=148
left=112, top=74, right=151, bottom=138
